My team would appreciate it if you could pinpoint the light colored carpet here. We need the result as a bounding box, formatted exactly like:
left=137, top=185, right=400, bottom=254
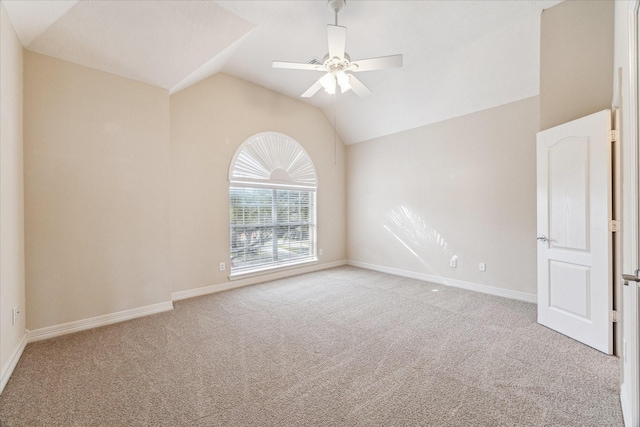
left=0, top=266, right=623, bottom=426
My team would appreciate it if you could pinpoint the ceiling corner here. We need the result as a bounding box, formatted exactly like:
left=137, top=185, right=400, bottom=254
left=1, top=0, right=79, bottom=47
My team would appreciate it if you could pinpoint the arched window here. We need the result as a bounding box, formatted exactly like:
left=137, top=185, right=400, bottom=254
left=228, top=132, right=318, bottom=276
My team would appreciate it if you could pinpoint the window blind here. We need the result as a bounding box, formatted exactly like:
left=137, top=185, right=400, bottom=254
left=230, top=187, right=316, bottom=275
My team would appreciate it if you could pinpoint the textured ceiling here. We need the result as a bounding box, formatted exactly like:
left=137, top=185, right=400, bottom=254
left=2, top=0, right=562, bottom=144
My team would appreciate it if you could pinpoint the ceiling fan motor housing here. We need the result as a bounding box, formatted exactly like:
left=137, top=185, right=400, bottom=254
left=323, top=53, right=352, bottom=73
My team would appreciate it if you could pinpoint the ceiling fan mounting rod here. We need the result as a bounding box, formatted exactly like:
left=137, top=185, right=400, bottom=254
left=328, top=0, right=346, bottom=26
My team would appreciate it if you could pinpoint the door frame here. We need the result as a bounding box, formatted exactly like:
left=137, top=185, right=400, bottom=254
left=620, top=1, right=640, bottom=425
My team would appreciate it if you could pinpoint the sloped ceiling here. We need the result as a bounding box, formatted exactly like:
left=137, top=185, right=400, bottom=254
left=1, top=0, right=562, bottom=144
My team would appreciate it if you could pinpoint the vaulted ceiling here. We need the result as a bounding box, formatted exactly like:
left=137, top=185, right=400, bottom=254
left=2, top=0, right=561, bottom=144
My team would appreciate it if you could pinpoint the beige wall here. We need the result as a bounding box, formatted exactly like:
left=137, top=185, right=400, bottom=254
left=347, top=96, right=539, bottom=296
left=24, top=52, right=171, bottom=330
left=0, top=4, right=26, bottom=387
left=170, top=73, right=346, bottom=293
left=540, top=0, right=614, bottom=130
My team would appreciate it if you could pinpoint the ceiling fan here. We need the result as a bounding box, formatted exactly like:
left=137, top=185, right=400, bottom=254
left=272, top=0, right=403, bottom=98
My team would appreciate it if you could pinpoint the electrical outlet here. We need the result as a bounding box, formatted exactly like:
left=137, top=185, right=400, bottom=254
left=12, top=306, right=18, bottom=325
left=449, top=256, right=457, bottom=268
left=219, top=262, right=226, bottom=272
left=319, top=249, right=324, bottom=256
left=479, top=262, right=486, bottom=272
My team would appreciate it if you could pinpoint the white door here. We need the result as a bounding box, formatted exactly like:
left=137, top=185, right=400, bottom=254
left=536, top=109, right=613, bottom=354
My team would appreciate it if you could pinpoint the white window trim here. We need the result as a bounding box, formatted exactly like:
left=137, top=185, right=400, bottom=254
left=229, top=180, right=317, bottom=191
left=228, top=258, right=318, bottom=281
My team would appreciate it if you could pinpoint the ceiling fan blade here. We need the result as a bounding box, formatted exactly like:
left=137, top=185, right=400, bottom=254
left=348, top=74, right=372, bottom=97
left=327, top=25, right=346, bottom=59
left=273, top=61, right=324, bottom=71
left=350, top=54, right=403, bottom=72
left=301, top=76, right=325, bottom=98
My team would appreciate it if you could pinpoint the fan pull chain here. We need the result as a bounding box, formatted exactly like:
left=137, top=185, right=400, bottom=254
left=334, top=92, right=337, bottom=165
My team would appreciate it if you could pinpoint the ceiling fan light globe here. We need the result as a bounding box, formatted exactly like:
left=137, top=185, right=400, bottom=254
left=320, top=72, right=337, bottom=93
left=336, top=71, right=352, bottom=93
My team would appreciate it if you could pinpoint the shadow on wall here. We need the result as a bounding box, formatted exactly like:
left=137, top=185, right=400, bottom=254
left=383, top=205, right=455, bottom=275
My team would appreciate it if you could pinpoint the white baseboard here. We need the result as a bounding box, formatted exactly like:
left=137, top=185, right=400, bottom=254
left=172, top=260, right=348, bottom=301
left=347, top=260, right=537, bottom=303
left=28, top=301, right=174, bottom=343
left=1, top=331, right=27, bottom=395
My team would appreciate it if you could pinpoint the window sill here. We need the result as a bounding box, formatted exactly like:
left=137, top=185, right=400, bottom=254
left=229, top=258, right=318, bottom=281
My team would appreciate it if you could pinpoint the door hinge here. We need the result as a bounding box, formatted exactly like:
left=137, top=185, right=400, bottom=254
left=609, top=220, right=620, bottom=232
left=610, top=310, right=620, bottom=323
left=609, top=130, right=619, bottom=142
